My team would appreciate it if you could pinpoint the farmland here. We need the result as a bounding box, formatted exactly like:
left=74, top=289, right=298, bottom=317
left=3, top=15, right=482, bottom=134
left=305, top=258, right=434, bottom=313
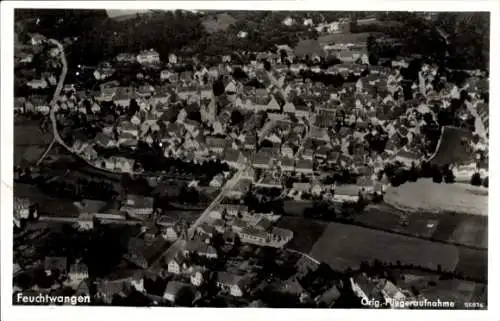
left=14, top=120, right=53, bottom=166
left=359, top=203, right=488, bottom=249
left=384, top=179, right=488, bottom=216
left=429, top=126, right=474, bottom=167
left=310, top=222, right=461, bottom=273
left=318, top=32, right=376, bottom=46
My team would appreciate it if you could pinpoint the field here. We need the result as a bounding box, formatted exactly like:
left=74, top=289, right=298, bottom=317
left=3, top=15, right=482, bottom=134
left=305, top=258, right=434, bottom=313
left=384, top=179, right=488, bottom=216
left=283, top=200, right=313, bottom=216
left=310, top=222, right=461, bottom=273
left=429, top=126, right=474, bottom=166
left=276, top=216, right=328, bottom=253
left=318, top=32, right=376, bottom=46
left=359, top=203, right=488, bottom=249
left=454, top=248, right=488, bottom=282
left=14, top=121, right=53, bottom=166
left=357, top=204, right=440, bottom=239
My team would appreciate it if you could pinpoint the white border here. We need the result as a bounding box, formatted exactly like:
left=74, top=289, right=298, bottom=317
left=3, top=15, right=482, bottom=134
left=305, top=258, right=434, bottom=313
left=1, top=1, right=499, bottom=321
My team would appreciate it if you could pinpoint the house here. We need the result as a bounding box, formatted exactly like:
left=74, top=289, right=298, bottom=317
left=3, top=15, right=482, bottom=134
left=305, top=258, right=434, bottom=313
left=223, top=149, right=246, bottom=169
left=282, top=17, right=295, bottom=26
left=130, top=271, right=145, bottom=292
left=116, top=53, right=136, bottom=64
left=238, top=226, right=269, bottom=245
left=30, top=33, right=46, bottom=46
left=215, top=272, right=254, bottom=297
left=281, top=143, right=295, bottom=158
left=27, top=78, right=48, bottom=89
left=44, top=256, right=67, bottom=275
left=196, top=223, right=215, bottom=238
left=393, top=149, right=420, bottom=168
left=120, top=194, right=154, bottom=218
left=206, top=136, right=226, bottom=154
left=209, top=174, right=225, bottom=188
left=137, top=49, right=160, bottom=65
left=14, top=97, right=26, bottom=112
left=280, top=276, right=306, bottom=297
left=334, top=185, right=360, bottom=203
left=380, top=280, right=406, bottom=308
left=183, top=240, right=218, bottom=259
left=350, top=275, right=384, bottom=302
left=119, top=121, right=139, bottom=137
left=97, top=276, right=133, bottom=304
left=68, top=262, right=89, bottom=283
left=316, top=284, right=341, bottom=308
left=29, top=95, right=50, bottom=114
left=243, top=134, right=257, bottom=150
left=163, top=281, right=195, bottom=303
left=295, top=159, right=314, bottom=174
left=168, top=53, right=178, bottom=65
left=162, top=225, right=180, bottom=241
left=167, top=254, right=188, bottom=275
left=112, top=157, right=135, bottom=173
left=253, top=152, right=272, bottom=169
left=95, top=133, right=116, bottom=149
left=14, top=197, right=30, bottom=219
left=190, top=267, right=205, bottom=287
left=279, top=157, right=295, bottom=172
left=113, top=87, right=136, bottom=107
left=269, top=227, right=293, bottom=245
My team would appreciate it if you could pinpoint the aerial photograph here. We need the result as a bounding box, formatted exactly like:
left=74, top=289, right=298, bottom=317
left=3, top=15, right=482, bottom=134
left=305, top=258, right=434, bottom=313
left=11, top=9, right=489, bottom=309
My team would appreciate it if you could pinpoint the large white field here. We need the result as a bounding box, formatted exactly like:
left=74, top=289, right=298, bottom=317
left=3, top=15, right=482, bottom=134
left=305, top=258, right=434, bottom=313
left=384, top=179, right=488, bottom=216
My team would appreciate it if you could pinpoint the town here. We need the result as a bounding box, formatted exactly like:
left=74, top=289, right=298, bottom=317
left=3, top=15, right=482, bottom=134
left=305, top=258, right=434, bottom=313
left=12, top=10, right=488, bottom=308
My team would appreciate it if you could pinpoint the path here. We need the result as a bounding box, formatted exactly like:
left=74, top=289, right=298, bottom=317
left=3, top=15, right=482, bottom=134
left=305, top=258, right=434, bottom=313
left=148, top=165, right=248, bottom=272
left=35, top=138, right=56, bottom=166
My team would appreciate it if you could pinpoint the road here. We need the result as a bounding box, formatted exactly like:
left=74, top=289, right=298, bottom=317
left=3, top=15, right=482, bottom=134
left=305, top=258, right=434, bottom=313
left=47, top=39, right=72, bottom=152
left=148, top=165, right=248, bottom=273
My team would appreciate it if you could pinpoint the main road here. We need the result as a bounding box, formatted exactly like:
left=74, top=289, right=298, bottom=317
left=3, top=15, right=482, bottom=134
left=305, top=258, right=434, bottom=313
left=148, top=164, right=248, bottom=273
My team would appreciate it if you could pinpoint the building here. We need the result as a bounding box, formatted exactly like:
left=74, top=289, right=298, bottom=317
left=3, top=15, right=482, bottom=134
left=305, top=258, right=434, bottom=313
left=350, top=275, right=384, bottom=302
left=167, top=254, right=188, bottom=275
left=215, top=272, right=254, bottom=297
left=14, top=197, right=30, bottom=219
left=295, top=159, right=314, bottom=174
left=137, top=49, right=160, bottom=65
left=68, top=262, right=89, bottom=284
left=190, top=267, right=205, bottom=287
left=163, top=281, right=195, bottom=303
left=183, top=240, right=218, bottom=259
left=44, top=256, right=67, bottom=275
left=120, top=194, right=154, bottom=218
left=333, top=185, right=360, bottom=203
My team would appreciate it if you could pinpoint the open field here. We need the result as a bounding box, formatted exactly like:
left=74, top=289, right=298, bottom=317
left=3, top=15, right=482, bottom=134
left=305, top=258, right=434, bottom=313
left=276, top=216, right=328, bottom=253
left=310, top=222, right=461, bottom=273
left=357, top=204, right=440, bottom=239
left=449, top=217, right=488, bottom=248
left=14, top=122, right=53, bottom=166
left=318, top=32, right=376, bottom=46
left=360, top=203, right=487, bottom=249
left=385, top=179, right=488, bottom=216
left=455, top=248, right=487, bottom=282
left=429, top=126, right=474, bottom=166
left=283, top=200, right=313, bottom=216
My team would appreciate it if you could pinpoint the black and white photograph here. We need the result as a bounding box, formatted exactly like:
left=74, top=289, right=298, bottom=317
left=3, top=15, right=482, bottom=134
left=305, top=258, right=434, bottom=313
left=1, top=1, right=499, bottom=319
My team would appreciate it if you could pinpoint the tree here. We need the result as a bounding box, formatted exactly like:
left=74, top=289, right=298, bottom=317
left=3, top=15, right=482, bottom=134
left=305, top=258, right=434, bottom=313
left=470, top=172, right=482, bottom=186
left=482, top=176, right=488, bottom=188
left=432, top=168, right=443, bottom=183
